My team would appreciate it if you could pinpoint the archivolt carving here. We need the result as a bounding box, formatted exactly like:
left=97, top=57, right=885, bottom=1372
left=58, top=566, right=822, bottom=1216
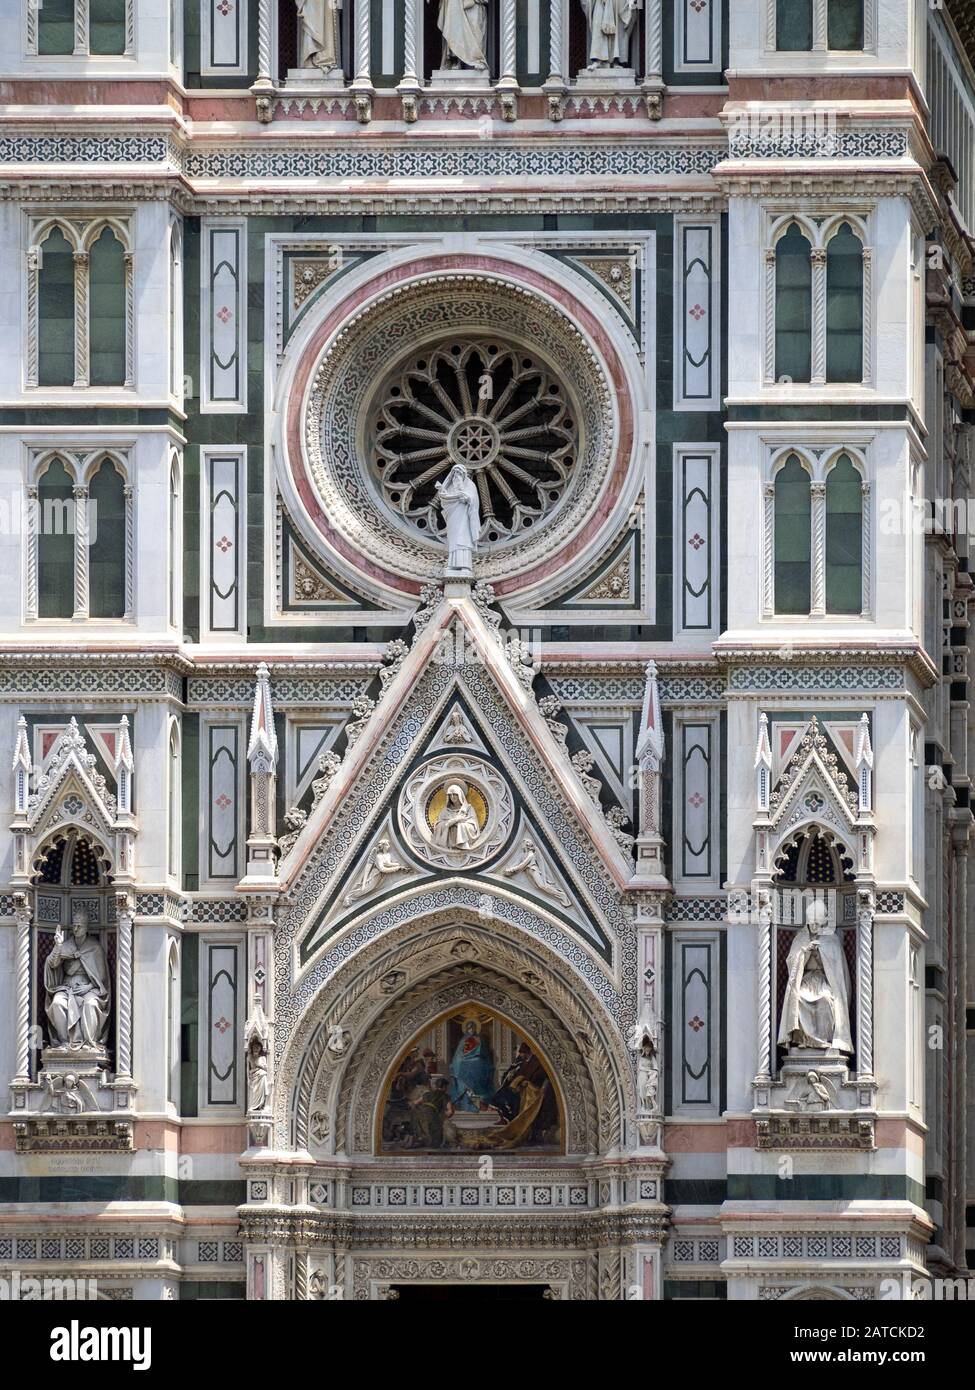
left=282, top=915, right=633, bottom=1158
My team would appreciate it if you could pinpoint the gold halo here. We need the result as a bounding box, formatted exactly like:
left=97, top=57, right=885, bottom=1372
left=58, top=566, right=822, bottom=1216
left=425, top=781, right=489, bottom=834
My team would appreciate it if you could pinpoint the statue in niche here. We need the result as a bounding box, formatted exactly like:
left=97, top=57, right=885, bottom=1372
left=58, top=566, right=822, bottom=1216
left=295, top=0, right=343, bottom=77
left=435, top=463, right=480, bottom=577
left=777, top=900, right=853, bottom=1054
left=431, top=0, right=489, bottom=72
left=44, top=910, right=111, bottom=1052
left=432, top=783, right=481, bottom=850
left=244, top=994, right=272, bottom=1114
left=581, top=0, right=641, bottom=70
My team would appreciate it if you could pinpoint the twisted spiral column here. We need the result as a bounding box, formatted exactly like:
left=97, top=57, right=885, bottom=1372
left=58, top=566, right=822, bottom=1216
left=123, top=251, right=135, bottom=387
left=547, top=0, right=564, bottom=82
left=14, top=896, right=32, bottom=1081
left=764, top=249, right=776, bottom=382
left=856, top=896, right=875, bottom=1081
left=810, top=480, right=826, bottom=615
left=811, top=247, right=827, bottom=384
left=73, top=251, right=89, bottom=388
left=25, top=485, right=38, bottom=621
left=756, top=900, right=772, bottom=1083
left=72, top=485, right=89, bottom=620
left=115, top=895, right=133, bottom=1080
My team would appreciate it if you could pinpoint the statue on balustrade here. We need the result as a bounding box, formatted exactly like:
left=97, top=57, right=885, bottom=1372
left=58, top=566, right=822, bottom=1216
left=432, top=0, right=489, bottom=72
left=295, top=0, right=343, bottom=78
left=582, top=0, right=641, bottom=69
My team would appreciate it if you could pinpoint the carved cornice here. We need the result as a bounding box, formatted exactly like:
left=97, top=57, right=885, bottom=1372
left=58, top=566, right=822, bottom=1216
left=237, top=1205, right=669, bottom=1250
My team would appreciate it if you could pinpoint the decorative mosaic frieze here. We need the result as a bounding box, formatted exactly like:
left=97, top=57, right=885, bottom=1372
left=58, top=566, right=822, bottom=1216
left=875, top=892, right=906, bottom=915
left=343, top=1182, right=593, bottom=1211
left=187, top=675, right=371, bottom=707
left=665, top=896, right=725, bottom=922
left=727, top=666, right=902, bottom=693
left=547, top=674, right=724, bottom=705
left=670, top=1237, right=721, bottom=1264
left=183, top=142, right=725, bottom=183
left=728, top=129, right=909, bottom=161
left=0, top=668, right=182, bottom=699
left=0, top=1234, right=170, bottom=1263
left=732, top=1233, right=902, bottom=1262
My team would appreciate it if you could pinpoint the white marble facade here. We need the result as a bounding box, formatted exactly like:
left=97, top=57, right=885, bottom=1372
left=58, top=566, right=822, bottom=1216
left=0, top=0, right=970, bottom=1302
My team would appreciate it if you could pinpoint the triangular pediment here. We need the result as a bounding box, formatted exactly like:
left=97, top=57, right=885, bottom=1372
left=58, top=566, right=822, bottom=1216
left=768, top=750, right=859, bottom=844
left=19, top=719, right=118, bottom=841
left=281, top=595, right=632, bottom=973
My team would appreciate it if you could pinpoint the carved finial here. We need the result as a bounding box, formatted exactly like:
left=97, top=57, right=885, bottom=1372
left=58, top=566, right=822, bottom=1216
left=636, top=661, right=664, bottom=769
left=247, top=663, right=278, bottom=772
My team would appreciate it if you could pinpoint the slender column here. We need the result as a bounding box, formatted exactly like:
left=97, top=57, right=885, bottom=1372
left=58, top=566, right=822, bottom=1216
left=74, top=0, right=89, bottom=55
left=73, top=251, right=90, bottom=388
left=861, top=481, right=871, bottom=614
left=855, top=889, right=874, bottom=1082
left=500, top=0, right=518, bottom=84
left=763, top=482, right=775, bottom=615
left=123, top=251, right=135, bottom=388
left=255, top=0, right=274, bottom=85
left=26, top=249, right=40, bottom=387
left=115, top=891, right=134, bottom=1081
left=72, top=485, right=89, bottom=620
left=354, top=0, right=371, bottom=83
left=14, top=893, right=33, bottom=1082
left=763, top=249, right=776, bottom=382
left=810, top=247, right=827, bottom=384
left=861, top=247, right=873, bottom=384
left=123, top=483, right=135, bottom=620
left=644, top=0, right=663, bottom=82
left=546, top=0, right=564, bottom=81
left=755, top=889, right=773, bottom=1083
left=25, top=484, right=39, bottom=621
left=810, top=480, right=826, bottom=615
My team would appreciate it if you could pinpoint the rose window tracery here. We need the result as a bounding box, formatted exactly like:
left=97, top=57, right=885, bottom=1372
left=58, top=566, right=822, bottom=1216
left=371, top=339, right=578, bottom=543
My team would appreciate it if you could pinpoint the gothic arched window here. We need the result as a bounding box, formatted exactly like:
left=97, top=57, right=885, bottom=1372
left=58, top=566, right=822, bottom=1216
left=38, top=228, right=76, bottom=387
left=89, top=227, right=127, bottom=387
left=774, top=455, right=811, bottom=614
left=825, top=222, right=864, bottom=383
left=37, top=459, right=75, bottom=619
left=825, top=454, right=863, bottom=613
left=88, top=457, right=126, bottom=619
left=775, top=224, right=812, bottom=383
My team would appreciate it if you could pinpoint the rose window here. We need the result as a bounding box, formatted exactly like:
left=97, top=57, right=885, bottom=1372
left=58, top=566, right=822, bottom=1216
left=371, top=339, right=579, bottom=543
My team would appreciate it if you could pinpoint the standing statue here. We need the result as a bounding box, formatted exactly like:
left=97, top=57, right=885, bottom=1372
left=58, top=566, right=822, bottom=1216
left=431, top=0, right=489, bottom=71
left=44, top=910, right=111, bottom=1051
left=244, top=994, right=272, bottom=1114
left=296, top=0, right=343, bottom=77
left=435, top=463, right=480, bottom=577
left=777, top=900, right=853, bottom=1054
left=582, top=0, right=641, bottom=69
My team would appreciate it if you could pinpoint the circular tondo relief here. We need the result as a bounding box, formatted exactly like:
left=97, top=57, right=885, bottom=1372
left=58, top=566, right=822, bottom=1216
left=302, top=272, right=618, bottom=585
left=398, top=754, right=514, bottom=870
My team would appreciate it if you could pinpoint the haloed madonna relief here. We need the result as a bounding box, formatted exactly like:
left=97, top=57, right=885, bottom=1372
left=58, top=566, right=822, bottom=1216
left=399, top=754, right=514, bottom=869
left=380, top=1009, right=562, bottom=1153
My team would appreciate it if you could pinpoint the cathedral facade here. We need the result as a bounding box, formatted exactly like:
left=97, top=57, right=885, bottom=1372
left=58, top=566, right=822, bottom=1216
left=0, top=0, right=973, bottom=1302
